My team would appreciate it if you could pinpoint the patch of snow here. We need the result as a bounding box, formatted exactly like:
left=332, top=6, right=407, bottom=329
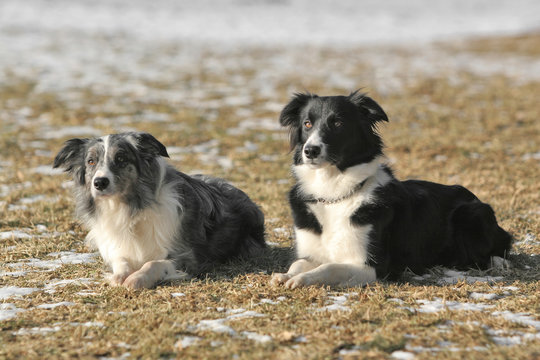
left=0, top=270, right=27, bottom=277
left=259, top=154, right=280, bottom=162
left=391, top=350, right=416, bottom=360
left=272, top=228, right=289, bottom=237
left=438, top=269, right=503, bottom=284
left=192, top=308, right=266, bottom=336
left=13, top=326, right=61, bottom=335
left=76, top=290, right=98, bottom=296
left=0, top=303, right=25, bottom=321
left=171, top=292, right=186, bottom=297
left=195, top=318, right=236, bottom=335
left=241, top=331, right=272, bottom=343
left=316, top=293, right=357, bottom=312
left=0, top=286, right=39, bottom=300
left=521, top=152, right=540, bottom=161
left=469, top=292, right=500, bottom=300
left=18, top=195, right=49, bottom=204
left=176, top=336, right=201, bottom=348
left=404, top=298, right=494, bottom=314
left=36, top=302, right=76, bottom=309
left=32, top=165, right=64, bottom=175
left=0, top=230, right=32, bottom=240
left=70, top=321, right=104, bottom=327
left=492, top=311, right=540, bottom=330
left=44, top=278, right=96, bottom=293
left=9, top=252, right=97, bottom=272
left=42, top=126, right=101, bottom=139
left=295, top=335, right=308, bottom=343
left=0, top=182, right=32, bottom=197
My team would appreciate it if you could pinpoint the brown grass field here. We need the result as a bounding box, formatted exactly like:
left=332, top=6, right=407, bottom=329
left=0, top=33, right=539, bottom=359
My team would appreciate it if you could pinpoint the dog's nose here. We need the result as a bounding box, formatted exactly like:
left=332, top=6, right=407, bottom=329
left=304, top=145, right=321, bottom=159
left=93, top=177, right=110, bottom=191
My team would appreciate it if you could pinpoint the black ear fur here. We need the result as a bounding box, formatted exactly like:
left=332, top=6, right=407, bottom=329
left=348, top=90, right=388, bottom=123
left=279, top=93, right=315, bottom=149
left=53, top=138, right=89, bottom=184
left=133, top=132, right=169, bottom=158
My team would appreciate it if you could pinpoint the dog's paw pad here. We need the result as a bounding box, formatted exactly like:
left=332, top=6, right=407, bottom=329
left=270, top=273, right=291, bottom=286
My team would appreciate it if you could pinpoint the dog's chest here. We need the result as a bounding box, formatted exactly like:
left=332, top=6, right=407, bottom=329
left=87, top=194, right=180, bottom=270
left=302, top=195, right=372, bottom=264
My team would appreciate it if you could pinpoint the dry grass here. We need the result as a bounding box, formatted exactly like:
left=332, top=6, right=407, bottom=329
left=1, top=33, right=539, bottom=360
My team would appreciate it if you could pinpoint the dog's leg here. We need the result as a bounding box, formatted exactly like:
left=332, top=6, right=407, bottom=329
left=108, top=257, right=134, bottom=286
left=270, top=258, right=320, bottom=286
left=123, top=259, right=189, bottom=289
left=284, top=263, right=376, bottom=289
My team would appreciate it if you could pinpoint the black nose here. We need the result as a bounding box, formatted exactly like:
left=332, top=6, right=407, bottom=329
left=304, top=145, right=321, bottom=159
left=93, top=177, right=110, bottom=191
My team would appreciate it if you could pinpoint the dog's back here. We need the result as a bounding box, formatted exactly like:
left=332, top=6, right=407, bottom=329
left=369, top=179, right=512, bottom=279
left=176, top=173, right=265, bottom=273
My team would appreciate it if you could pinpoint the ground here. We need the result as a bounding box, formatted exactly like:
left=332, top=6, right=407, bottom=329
left=0, top=31, right=539, bottom=359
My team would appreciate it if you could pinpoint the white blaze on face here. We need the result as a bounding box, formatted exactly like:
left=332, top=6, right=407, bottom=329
left=302, top=130, right=327, bottom=165
left=91, top=135, right=115, bottom=197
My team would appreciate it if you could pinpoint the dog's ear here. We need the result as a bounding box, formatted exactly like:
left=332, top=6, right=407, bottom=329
left=53, top=138, right=89, bottom=184
left=348, top=90, right=388, bottom=123
left=279, top=92, right=315, bottom=149
left=133, top=132, right=169, bottom=158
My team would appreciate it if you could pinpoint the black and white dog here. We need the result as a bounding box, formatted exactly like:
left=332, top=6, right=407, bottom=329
left=271, top=91, right=512, bottom=288
left=54, top=132, right=265, bottom=289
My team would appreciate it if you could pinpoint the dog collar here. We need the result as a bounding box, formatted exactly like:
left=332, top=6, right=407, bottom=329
left=305, top=177, right=370, bottom=204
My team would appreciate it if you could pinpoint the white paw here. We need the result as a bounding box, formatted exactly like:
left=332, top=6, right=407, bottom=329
left=108, top=272, right=132, bottom=286
left=284, top=274, right=312, bottom=289
left=270, top=273, right=292, bottom=286
left=123, top=272, right=154, bottom=289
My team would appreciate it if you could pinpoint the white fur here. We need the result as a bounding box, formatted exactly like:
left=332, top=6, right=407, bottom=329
left=272, top=158, right=391, bottom=288
left=302, top=130, right=328, bottom=166
left=293, top=155, right=387, bottom=200
left=85, top=159, right=186, bottom=288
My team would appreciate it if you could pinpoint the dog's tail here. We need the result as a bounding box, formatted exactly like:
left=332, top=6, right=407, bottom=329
left=450, top=200, right=512, bottom=270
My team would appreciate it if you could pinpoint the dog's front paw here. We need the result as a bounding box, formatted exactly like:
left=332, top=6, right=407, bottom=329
left=123, top=272, right=154, bottom=289
left=284, top=273, right=312, bottom=289
left=270, top=273, right=292, bottom=286
left=108, top=272, right=132, bottom=286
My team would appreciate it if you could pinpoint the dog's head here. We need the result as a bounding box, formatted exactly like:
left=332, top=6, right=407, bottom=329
left=279, top=91, right=388, bottom=170
left=53, top=132, right=169, bottom=200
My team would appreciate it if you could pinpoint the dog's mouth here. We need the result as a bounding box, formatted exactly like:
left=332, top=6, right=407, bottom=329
left=303, top=157, right=330, bottom=168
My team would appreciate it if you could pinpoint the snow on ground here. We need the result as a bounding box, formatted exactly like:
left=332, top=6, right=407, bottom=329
left=315, top=293, right=357, bottom=312
left=0, top=286, right=39, bottom=300
left=188, top=308, right=270, bottom=343
left=36, top=302, right=76, bottom=309
left=8, top=251, right=97, bottom=272
left=0, top=304, right=26, bottom=321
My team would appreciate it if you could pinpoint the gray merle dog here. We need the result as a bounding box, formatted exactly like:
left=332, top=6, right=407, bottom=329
left=54, top=132, right=265, bottom=289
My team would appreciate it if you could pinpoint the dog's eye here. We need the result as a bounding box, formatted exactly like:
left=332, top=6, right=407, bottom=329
left=334, top=120, right=344, bottom=128
left=303, top=120, right=313, bottom=129
left=116, top=155, right=125, bottom=164
left=87, top=159, right=95, bottom=166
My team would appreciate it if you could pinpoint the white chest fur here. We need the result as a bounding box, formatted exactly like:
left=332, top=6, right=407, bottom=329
left=295, top=194, right=373, bottom=265
left=294, top=159, right=391, bottom=266
left=85, top=182, right=182, bottom=270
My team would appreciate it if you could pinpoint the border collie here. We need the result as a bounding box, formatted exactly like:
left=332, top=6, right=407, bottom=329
left=271, top=91, right=512, bottom=288
left=53, top=132, right=265, bottom=289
